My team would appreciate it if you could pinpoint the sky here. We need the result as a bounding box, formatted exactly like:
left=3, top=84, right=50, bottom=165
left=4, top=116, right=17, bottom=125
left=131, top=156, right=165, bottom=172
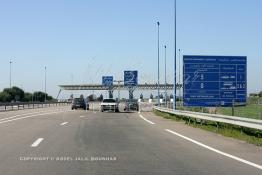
left=0, top=0, right=261, bottom=99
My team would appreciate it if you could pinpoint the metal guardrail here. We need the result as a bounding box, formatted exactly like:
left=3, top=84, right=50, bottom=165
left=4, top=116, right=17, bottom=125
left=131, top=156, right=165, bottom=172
left=0, top=102, right=70, bottom=112
left=154, top=106, right=262, bottom=130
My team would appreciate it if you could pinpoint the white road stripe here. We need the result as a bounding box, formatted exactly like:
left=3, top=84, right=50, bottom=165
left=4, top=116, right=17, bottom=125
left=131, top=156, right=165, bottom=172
left=139, top=114, right=155, bottom=125
left=0, top=111, right=70, bottom=124
left=31, top=138, right=44, bottom=147
left=0, top=114, right=22, bottom=121
left=79, top=116, right=87, bottom=118
left=0, top=108, right=68, bottom=122
left=60, top=122, right=68, bottom=126
left=165, top=129, right=262, bottom=170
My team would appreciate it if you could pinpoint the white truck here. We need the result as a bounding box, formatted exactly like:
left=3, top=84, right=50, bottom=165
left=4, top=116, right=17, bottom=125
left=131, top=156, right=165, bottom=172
left=101, top=99, right=119, bottom=112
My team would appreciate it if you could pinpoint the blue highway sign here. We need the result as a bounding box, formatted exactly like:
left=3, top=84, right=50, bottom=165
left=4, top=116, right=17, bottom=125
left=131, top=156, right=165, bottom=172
left=183, top=55, right=247, bottom=107
left=124, top=71, right=138, bottom=86
left=102, top=76, right=113, bottom=87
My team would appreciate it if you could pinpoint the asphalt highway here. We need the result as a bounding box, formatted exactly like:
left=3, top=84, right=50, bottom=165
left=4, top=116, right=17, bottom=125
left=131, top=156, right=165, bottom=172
left=0, top=106, right=261, bottom=175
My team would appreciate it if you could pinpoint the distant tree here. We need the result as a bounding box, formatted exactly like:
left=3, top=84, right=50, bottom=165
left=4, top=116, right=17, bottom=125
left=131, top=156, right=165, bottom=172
left=249, top=93, right=258, bottom=97
left=0, top=86, right=54, bottom=103
left=0, top=92, right=12, bottom=102
left=33, top=91, right=53, bottom=102
left=259, top=91, right=262, bottom=98
left=3, top=86, right=25, bottom=102
left=23, top=93, right=33, bottom=102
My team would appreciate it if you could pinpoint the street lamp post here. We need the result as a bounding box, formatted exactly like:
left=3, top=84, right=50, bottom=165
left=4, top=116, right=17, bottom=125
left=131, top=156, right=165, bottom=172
left=45, top=66, right=47, bottom=102
left=178, top=49, right=181, bottom=108
left=164, top=45, right=167, bottom=108
left=9, top=60, right=12, bottom=89
left=157, top=21, right=160, bottom=106
left=173, top=0, right=177, bottom=110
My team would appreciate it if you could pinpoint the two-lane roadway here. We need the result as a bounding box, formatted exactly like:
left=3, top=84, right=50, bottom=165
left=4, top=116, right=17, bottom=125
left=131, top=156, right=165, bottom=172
left=0, top=107, right=261, bottom=175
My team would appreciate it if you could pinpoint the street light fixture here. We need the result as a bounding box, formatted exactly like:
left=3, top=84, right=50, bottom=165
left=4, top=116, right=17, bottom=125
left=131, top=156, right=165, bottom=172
left=9, top=60, right=12, bottom=89
left=157, top=21, right=160, bottom=106
left=178, top=48, right=182, bottom=107
left=173, top=0, right=177, bottom=110
left=164, top=45, right=167, bottom=108
left=45, top=66, right=47, bottom=102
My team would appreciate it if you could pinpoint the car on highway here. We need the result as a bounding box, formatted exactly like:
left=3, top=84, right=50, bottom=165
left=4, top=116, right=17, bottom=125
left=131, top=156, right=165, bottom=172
left=101, top=98, right=119, bottom=112
left=71, top=98, right=89, bottom=110
left=124, top=99, right=139, bottom=111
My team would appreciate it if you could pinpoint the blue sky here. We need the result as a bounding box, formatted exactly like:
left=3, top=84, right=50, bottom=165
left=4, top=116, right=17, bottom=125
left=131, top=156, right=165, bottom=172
left=0, top=0, right=261, bottom=98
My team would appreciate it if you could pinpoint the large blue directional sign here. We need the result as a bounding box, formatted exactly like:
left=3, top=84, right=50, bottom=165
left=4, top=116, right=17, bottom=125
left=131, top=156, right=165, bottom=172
left=102, top=76, right=113, bottom=87
left=183, top=55, right=247, bottom=107
left=124, top=71, right=138, bottom=86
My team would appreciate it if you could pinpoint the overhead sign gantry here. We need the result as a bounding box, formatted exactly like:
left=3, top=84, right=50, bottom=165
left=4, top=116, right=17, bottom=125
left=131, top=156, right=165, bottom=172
left=124, top=71, right=138, bottom=99
left=102, top=76, right=114, bottom=98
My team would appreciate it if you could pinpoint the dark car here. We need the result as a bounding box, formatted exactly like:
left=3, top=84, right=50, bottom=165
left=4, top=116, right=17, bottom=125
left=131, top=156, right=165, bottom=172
left=124, top=99, right=139, bottom=111
left=71, top=98, right=89, bottom=110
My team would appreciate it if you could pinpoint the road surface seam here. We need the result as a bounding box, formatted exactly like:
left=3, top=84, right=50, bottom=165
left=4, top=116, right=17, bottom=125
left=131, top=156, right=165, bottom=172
left=165, top=129, right=262, bottom=170
left=138, top=112, right=155, bottom=125
left=31, top=138, right=44, bottom=147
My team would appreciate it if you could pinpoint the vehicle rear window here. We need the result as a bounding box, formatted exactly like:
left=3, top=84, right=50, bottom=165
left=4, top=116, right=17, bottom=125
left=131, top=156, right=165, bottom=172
left=74, top=98, right=84, bottom=103
left=128, top=99, right=138, bottom=102
left=103, top=99, right=116, bottom=103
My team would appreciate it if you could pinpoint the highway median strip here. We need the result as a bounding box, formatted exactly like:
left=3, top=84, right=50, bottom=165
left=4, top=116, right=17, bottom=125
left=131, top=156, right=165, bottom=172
left=165, top=129, right=262, bottom=170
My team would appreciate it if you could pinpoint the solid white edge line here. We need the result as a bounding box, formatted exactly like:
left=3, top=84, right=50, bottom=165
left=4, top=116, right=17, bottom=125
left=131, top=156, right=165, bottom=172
left=165, top=129, right=262, bottom=170
left=60, top=122, right=68, bottom=126
left=31, top=138, right=44, bottom=147
left=139, top=114, right=155, bottom=125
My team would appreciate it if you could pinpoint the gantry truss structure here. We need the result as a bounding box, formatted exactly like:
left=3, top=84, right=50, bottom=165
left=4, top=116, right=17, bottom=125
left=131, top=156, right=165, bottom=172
left=57, top=83, right=182, bottom=99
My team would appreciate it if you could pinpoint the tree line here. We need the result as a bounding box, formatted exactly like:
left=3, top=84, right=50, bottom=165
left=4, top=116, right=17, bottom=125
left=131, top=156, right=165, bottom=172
left=0, top=86, right=54, bottom=103
left=249, top=91, right=262, bottom=98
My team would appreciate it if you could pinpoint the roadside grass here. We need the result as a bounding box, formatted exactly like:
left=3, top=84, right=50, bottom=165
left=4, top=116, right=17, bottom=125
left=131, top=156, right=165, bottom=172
left=154, top=110, right=262, bottom=146
left=217, top=104, right=262, bottom=120
left=174, top=97, right=262, bottom=120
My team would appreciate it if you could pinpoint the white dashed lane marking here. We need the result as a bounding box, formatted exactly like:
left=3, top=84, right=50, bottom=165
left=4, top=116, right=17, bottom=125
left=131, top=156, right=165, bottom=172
left=31, top=138, right=44, bottom=147
left=60, top=122, right=68, bottom=126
